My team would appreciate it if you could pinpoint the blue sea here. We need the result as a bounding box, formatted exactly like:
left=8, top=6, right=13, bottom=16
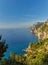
left=0, top=28, right=38, bottom=58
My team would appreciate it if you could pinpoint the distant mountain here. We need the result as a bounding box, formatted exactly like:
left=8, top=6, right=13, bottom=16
left=30, top=19, right=48, bottom=40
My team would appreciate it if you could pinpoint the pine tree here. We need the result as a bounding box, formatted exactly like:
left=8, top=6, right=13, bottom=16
left=0, top=35, right=8, bottom=60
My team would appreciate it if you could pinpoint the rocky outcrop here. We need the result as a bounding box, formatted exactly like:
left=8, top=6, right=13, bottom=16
left=30, top=19, right=48, bottom=40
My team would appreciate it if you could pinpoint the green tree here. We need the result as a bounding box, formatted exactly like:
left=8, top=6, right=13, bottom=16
left=0, top=35, right=8, bottom=60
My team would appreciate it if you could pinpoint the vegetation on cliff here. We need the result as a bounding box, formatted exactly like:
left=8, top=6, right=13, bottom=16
left=30, top=19, right=48, bottom=40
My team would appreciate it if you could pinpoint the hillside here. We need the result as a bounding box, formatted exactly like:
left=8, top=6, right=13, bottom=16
left=9, top=38, right=48, bottom=65
left=30, top=19, right=48, bottom=40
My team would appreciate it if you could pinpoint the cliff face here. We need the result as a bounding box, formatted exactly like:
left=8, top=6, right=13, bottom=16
left=31, top=19, right=48, bottom=40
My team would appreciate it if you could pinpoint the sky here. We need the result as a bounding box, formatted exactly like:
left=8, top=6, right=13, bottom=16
left=0, top=0, right=48, bottom=28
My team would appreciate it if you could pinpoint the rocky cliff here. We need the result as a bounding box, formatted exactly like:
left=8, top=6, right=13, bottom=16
left=30, top=19, right=48, bottom=40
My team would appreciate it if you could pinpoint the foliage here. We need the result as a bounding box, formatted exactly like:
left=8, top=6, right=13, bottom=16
left=0, top=35, right=8, bottom=60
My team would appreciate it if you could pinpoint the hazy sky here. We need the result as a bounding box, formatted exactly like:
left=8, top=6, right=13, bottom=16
left=0, top=0, right=48, bottom=28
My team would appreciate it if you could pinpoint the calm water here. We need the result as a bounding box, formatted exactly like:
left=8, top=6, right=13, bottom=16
left=0, top=28, right=38, bottom=58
